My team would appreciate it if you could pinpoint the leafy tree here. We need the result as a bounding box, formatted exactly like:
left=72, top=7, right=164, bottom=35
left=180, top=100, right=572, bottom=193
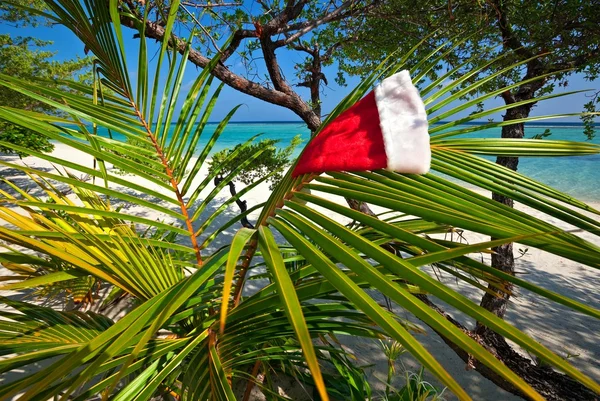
left=0, top=0, right=49, bottom=27
left=208, top=136, right=302, bottom=228
left=1, top=1, right=600, bottom=400
left=0, top=33, right=90, bottom=155
left=0, top=123, right=54, bottom=155
left=210, top=136, right=302, bottom=191
left=325, top=2, right=600, bottom=395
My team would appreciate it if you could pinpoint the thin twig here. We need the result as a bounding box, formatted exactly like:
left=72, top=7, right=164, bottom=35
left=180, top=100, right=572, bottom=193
left=181, top=1, right=242, bottom=7
left=181, top=4, right=222, bottom=53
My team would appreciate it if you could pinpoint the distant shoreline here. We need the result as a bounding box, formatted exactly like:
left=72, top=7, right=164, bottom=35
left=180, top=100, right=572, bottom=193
left=213, top=120, right=599, bottom=127
left=71, top=120, right=599, bottom=127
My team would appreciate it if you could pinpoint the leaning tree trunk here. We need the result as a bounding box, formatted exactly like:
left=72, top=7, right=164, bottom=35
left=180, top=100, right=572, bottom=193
left=468, top=100, right=599, bottom=398
left=475, top=104, right=526, bottom=336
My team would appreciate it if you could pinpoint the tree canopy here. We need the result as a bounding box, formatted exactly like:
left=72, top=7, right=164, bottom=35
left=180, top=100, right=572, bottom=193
left=209, top=135, right=302, bottom=190
left=0, top=0, right=49, bottom=26
left=4, top=0, right=598, bottom=134
left=332, top=0, right=600, bottom=121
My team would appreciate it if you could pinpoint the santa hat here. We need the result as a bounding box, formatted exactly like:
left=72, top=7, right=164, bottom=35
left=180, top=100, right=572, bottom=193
left=292, top=70, right=430, bottom=177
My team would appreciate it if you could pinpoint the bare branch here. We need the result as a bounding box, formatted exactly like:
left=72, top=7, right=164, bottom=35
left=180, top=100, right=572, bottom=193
left=120, top=15, right=322, bottom=130
left=260, top=35, right=294, bottom=94
left=221, top=28, right=257, bottom=61
left=181, top=4, right=222, bottom=53
left=180, top=1, right=242, bottom=7
left=274, top=0, right=377, bottom=47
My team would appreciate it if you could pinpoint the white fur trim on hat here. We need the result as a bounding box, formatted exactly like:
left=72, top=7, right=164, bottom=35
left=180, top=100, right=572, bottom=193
left=374, top=70, right=430, bottom=174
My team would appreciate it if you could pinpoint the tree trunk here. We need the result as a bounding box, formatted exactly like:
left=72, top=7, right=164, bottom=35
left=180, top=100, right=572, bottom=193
left=464, top=102, right=600, bottom=399
left=476, top=102, right=528, bottom=335
left=418, top=295, right=599, bottom=401
left=214, top=176, right=255, bottom=229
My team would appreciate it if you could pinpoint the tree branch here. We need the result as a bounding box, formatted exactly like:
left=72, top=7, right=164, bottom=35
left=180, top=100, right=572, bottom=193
left=180, top=1, right=242, bottom=7
left=291, top=42, right=316, bottom=55
left=264, top=0, right=311, bottom=34
left=322, top=38, right=353, bottom=63
left=415, top=294, right=599, bottom=401
left=181, top=4, right=222, bottom=53
left=259, top=35, right=295, bottom=94
left=273, top=0, right=377, bottom=47
left=221, top=28, right=257, bottom=61
left=120, top=16, right=322, bottom=130
left=490, top=0, right=532, bottom=60
left=213, top=176, right=254, bottom=228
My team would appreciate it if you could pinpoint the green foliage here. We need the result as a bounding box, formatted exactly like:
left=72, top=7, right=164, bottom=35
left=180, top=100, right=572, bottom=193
left=379, top=340, right=445, bottom=401
left=0, top=0, right=50, bottom=27
left=112, top=136, right=167, bottom=182
left=325, top=348, right=373, bottom=400
left=581, top=99, right=598, bottom=140
left=328, top=0, right=600, bottom=115
left=208, top=135, right=302, bottom=190
left=117, top=0, right=378, bottom=125
left=0, top=122, right=54, bottom=154
left=0, top=34, right=90, bottom=155
left=390, top=368, right=445, bottom=401
left=530, top=128, right=552, bottom=140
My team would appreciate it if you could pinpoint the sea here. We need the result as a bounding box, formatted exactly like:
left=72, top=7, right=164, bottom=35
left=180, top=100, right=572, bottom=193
left=95, top=121, right=600, bottom=202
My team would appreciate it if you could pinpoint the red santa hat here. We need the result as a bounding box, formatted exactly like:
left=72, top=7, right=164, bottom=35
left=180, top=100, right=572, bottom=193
left=292, top=70, right=430, bottom=177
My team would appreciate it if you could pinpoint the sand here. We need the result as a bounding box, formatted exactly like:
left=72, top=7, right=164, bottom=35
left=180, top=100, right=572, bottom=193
left=1, top=142, right=599, bottom=400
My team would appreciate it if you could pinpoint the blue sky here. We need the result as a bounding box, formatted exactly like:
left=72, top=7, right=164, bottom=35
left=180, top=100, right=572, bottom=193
left=3, top=20, right=598, bottom=123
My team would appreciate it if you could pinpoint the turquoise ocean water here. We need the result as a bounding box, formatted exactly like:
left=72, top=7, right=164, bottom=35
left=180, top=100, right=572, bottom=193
left=96, top=122, right=600, bottom=202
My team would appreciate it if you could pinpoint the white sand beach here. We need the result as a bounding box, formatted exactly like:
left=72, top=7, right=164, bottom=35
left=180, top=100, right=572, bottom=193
left=1, top=142, right=599, bottom=400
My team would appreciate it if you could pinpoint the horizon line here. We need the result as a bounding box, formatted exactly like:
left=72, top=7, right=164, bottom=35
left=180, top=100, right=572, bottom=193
left=203, top=120, right=597, bottom=126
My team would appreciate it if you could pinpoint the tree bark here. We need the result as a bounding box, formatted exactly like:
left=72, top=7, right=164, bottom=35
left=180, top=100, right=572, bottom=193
left=418, top=295, right=599, bottom=401
left=119, top=17, right=323, bottom=132
left=309, top=54, right=322, bottom=118
left=214, top=176, right=255, bottom=229
left=476, top=104, right=524, bottom=334
left=475, top=89, right=538, bottom=334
